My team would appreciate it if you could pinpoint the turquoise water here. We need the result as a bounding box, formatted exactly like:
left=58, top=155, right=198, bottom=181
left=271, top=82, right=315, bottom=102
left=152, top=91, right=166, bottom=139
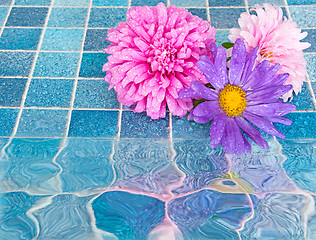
left=0, top=0, right=316, bottom=239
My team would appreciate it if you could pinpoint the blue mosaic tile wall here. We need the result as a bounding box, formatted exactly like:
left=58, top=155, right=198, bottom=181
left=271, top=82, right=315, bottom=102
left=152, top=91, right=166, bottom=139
left=0, top=0, right=315, bottom=239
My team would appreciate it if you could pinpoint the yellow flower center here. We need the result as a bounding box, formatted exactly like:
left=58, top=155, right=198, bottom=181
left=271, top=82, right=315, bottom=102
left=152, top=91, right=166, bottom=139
left=218, top=84, right=247, bottom=117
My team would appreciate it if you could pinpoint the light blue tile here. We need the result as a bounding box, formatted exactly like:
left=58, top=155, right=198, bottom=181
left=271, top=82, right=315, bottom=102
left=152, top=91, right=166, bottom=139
left=131, top=0, right=166, bottom=6
left=33, top=52, right=80, bottom=77
left=79, top=53, right=108, bottom=78
left=48, top=7, right=88, bottom=27
left=287, top=0, right=316, bottom=5
left=0, top=108, right=18, bottom=136
left=25, top=78, right=74, bottom=108
left=0, top=0, right=11, bottom=5
left=209, top=0, right=244, bottom=6
left=16, top=109, right=68, bottom=137
left=0, top=7, right=9, bottom=25
left=41, top=28, right=84, bottom=51
left=170, top=0, right=205, bottom=7
left=55, top=138, right=114, bottom=192
left=1, top=138, right=61, bottom=192
left=247, top=0, right=284, bottom=5
left=120, top=111, right=169, bottom=138
left=0, top=78, right=27, bottom=107
left=312, top=82, right=316, bottom=97
left=172, top=116, right=211, bottom=139
left=0, top=27, right=42, bottom=50
left=281, top=139, right=316, bottom=192
left=88, top=8, right=127, bottom=28
left=290, top=6, right=316, bottom=28
left=54, top=0, right=90, bottom=6
left=0, top=51, right=35, bottom=76
left=6, top=7, right=48, bottom=27
left=0, top=192, right=43, bottom=240
left=215, top=30, right=230, bottom=47
left=33, top=194, right=95, bottom=239
left=74, top=79, right=119, bottom=109
left=307, top=196, right=316, bottom=239
left=92, top=0, right=128, bottom=6
left=14, top=0, right=51, bottom=5
left=68, top=110, right=118, bottom=137
left=291, top=82, right=315, bottom=111
left=305, top=54, right=316, bottom=80
left=275, top=112, right=316, bottom=139
left=209, top=8, right=244, bottom=29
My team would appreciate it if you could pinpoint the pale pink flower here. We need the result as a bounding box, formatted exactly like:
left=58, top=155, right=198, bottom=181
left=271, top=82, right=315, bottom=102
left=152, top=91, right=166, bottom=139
left=103, top=3, right=216, bottom=119
left=229, top=4, right=310, bottom=101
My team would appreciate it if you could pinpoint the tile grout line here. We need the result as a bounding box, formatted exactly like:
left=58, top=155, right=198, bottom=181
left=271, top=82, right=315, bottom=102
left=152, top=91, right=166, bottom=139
left=0, top=0, right=15, bottom=38
left=283, top=0, right=293, bottom=21
left=244, top=0, right=249, bottom=13
left=205, top=0, right=210, bottom=22
left=0, top=0, right=53, bottom=159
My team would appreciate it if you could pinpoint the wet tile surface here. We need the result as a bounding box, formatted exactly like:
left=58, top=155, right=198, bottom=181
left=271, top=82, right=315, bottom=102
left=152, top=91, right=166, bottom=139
left=0, top=1, right=315, bottom=240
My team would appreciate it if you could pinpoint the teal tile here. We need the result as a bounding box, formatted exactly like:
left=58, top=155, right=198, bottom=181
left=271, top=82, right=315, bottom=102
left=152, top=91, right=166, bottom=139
left=0, top=7, right=9, bottom=25
left=215, top=30, right=230, bottom=47
left=305, top=54, right=316, bottom=80
left=25, top=78, right=74, bottom=108
left=209, top=8, right=245, bottom=29
left=6, top=7, right=48, bottom=27
left=287, top=0, right=316, bottom=5
left=0, top=78, right=26, bottom=107
left=188, top=8, right=207, bottom=21
left=172, top=116, right=211, bottom=139
left=290, top=6, right=316, bottom=28
left=54, top=0, right=90, bottom=6
left=291, top=83, right=315, bottom=111
left=16, top=109, right=68, bottom=137
left=0, top=52, right=35, bottom=76
left=303, top=29, right=316, bottom=53
left=33, top=52, right=80, bottom=77
left=79, top=53, right=108, bottom=78
left=92, top=0, right=128, bottom=6
left=48, top=8, right=88, bottom=27
left=0, top=0, right=11, bottom=5
left=131, top=0, right=166, bottom=6
left=171, top=0, right=206, bottom=6
left=88, top=8, right=126, bottom=28
left=209, top=0, right=244, bottom=6
left=15, top=0, right=51, bottom=5
left=0, top=108, right=18, bottom=136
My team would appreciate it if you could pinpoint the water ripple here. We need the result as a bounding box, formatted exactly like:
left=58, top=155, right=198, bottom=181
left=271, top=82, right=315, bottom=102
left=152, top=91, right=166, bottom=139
left=92, top=191, right=165, bottom=240
left=0, top=191, right=43, bottom=240
left=168, top=189, right=252, bottom=240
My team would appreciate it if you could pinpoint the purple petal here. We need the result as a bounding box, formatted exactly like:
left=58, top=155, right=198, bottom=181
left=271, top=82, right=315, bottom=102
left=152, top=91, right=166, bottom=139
left=273, top=102, right=296, bottom=116
left=246, top=85, right=293, bottom=101
left=210, top=42, right=217, bottom=60
left=214, top=46, right=228, bottom=86
left=241, top=134, right=251, bottom=154
left=197, top=57, right=224, bottom=90
left=209, top=112, right=226, bottom=148
left=178, top=81, right=218, bottom=100
left=188, top=110, right=218, bottom=124
left=245, top=104, right=277, bottom=117
left=242, top=60, right=270, bottom=91
left=235, top=116, right=269, bottom=149
left=229, top=38, right=246, bottom=85
left=242, top=111, right=285, bottom=139
left=240, top=46, right=259, bottom=86
left=255, top=63, right=281, bottom=89
left=221, top=118, right=245, bottom=155
left=192, top=101, right=219, bottom=117
left=247, top=101, right=296, bottom=117
left=265, top=116, right=292, bottom=126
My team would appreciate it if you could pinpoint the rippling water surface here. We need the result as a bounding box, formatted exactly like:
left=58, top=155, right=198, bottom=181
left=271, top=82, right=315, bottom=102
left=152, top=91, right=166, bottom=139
left=0, top=136, right=315, bottom=240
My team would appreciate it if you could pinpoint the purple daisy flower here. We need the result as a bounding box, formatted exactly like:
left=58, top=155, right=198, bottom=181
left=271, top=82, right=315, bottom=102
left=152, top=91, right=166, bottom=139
left=178, top=39, right=296, bottom=155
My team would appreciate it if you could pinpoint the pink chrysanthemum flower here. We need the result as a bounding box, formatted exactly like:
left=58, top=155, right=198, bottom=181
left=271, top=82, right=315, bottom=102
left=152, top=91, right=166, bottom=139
left=228, top=4, right=310, bottom=101
left=103, top=3, right=216, bottom=119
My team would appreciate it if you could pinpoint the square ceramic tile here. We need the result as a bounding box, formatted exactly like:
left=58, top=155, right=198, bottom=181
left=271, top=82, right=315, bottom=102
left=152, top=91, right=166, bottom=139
left=120, top=111, right=169, bottom=138
left=187, top=8, right=207, bottom=21
left=68, top=110, right=118, bottom=137
left=172, top=116, right=211, bottom=139
left=79, top=53, right=108, bottom=78
left=16, top=109, right=68, bottom=137
left=287, top=0, right=316, bottom=5
left=0, top=7, right=9, bottom=25
left=55, top=138, right=114, bottom=192
left=88, top=8, right=127, bottom=28
left=275, top=112, right=316, bottom=139
left=84, top=29, right=110, bottom=51
left=247, top=0, right=284, bottom=6
left=0, top=28, right=42, bottom=50
left=6, top=7, right=48, bottom=27
left=170, top=0, right=205, bottom=7
left=74, top=79, right=119, bottom=109
left=215, top=30, right=230, bottom=47
left=14, top=0, right=51, bottom=5
left=305, top=54, right=316, bottom=80
left=1, top=138, right=61, bottom=192
left=48, top=7, right=88, bottom=27
left=54, top=0, right=90, bottom=6
left=209, top=0, right=244, bottom=6
left=0, top=78, right=27, bottom=107
left=0, top=51, right=35, bottom=76
left=25, top=78, right=74, bottom=108
left=33, top=52, right=80, bottom=77
left=290, top=6, right=316, bottom=28
left=291, top=83, right=315, bottom=111
left=41, top=28, right=84, bottom=51
left=0, top=0, right=11, bottom=5
left=92, top=0, right=128, bottom=6
left=0, top=108, right=18, bottom=136
left=209, top=8, right=245, bottom=29
left=303, top=29, right=316, bottom=53
left=131, top=0, right=166, bottom=6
